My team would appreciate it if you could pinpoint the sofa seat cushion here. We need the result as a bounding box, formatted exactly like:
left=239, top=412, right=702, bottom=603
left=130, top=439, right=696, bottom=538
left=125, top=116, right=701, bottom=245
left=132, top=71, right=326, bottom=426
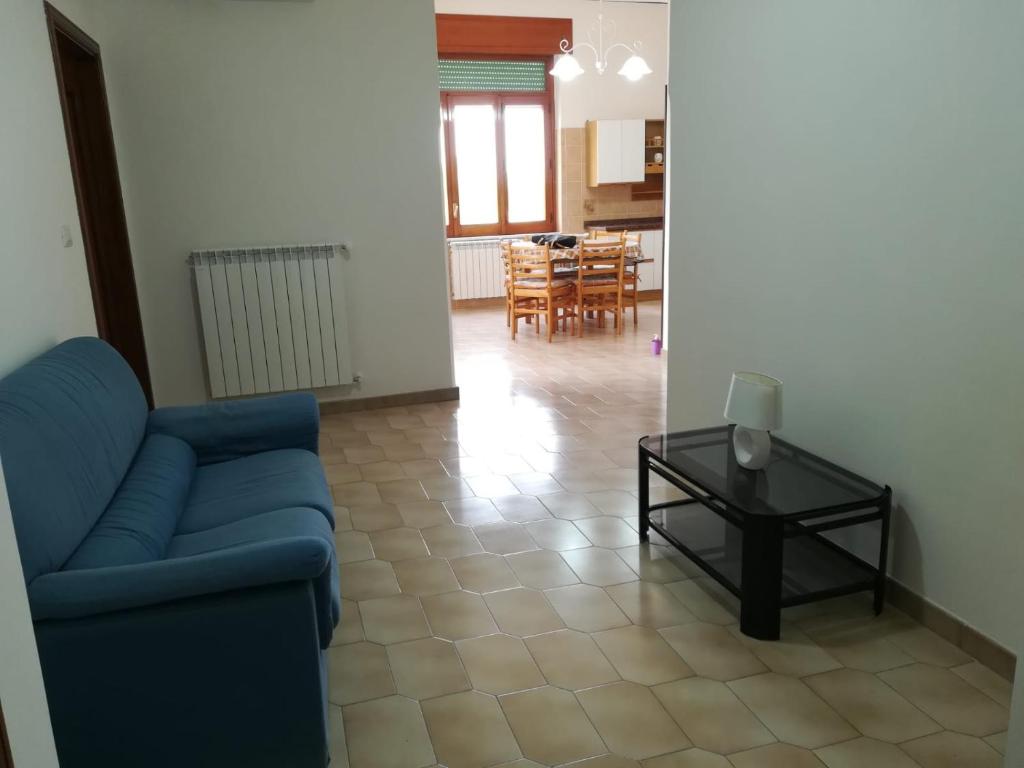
left=178, top=449, right=333, bottom=535
left=167, top=507, right=340, bottom=644
left=63, top=434, right=196, bottom=571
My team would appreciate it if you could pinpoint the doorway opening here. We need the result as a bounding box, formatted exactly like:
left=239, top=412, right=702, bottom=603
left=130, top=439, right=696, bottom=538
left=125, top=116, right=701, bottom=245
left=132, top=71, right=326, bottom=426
left=45, top=3, right=153, bottom=407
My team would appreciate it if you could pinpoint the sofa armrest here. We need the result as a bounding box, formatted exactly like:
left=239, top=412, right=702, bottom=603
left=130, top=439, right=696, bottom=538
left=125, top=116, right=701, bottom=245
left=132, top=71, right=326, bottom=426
left=147, top=392, right=319, bottom=465
left=28, top=537, right=334, bottom=643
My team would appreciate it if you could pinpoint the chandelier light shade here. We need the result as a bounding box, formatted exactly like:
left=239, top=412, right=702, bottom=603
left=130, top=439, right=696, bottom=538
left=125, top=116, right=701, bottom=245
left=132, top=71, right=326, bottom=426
left=549, top=0, right=653, bottom=83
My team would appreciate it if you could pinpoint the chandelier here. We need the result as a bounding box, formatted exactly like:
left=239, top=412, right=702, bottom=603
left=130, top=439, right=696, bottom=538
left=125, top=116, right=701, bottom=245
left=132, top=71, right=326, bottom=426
left=549, top=0, right=654, bottom=83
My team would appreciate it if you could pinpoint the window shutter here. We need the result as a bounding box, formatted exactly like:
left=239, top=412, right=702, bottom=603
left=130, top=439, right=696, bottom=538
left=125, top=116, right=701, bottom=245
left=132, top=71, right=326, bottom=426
left=438, top=59, right=547, bottom=93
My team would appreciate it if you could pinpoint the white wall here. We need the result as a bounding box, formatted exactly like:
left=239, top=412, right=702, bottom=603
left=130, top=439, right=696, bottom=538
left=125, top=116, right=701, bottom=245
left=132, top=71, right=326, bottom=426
left=667, top=0, right=1024, bottom=684
left=0, top=0, right=100, bottom=763
left=434, top=0, right=669, bottom=127
left=84, top=0, right=455, bottom=406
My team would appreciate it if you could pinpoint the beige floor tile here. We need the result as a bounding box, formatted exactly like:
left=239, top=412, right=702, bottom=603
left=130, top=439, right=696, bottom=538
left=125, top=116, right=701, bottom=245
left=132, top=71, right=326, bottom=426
left=450, top=553, right=520, bottom=594
left=335, top=481, right=383, bottom=506
left=900, top=731, right=1003, bottom=768
left=664, top=579, right=739, bottom=625
left=574, top=516, right=638, bottom=548
left=344, top=446, right=387, bottom=465
left=444, top=497, right=505, bottom=526
left=878, top=663, right=1009, bottom=737
left=577, top=681, right=691, bottom=759
left=484, top=587, right=565, bottom=637
left=804, top=668, right=940, bottom=743
left=493, top=494, right=553, bottom=523
left=587, top=489, right=640, bottom=517
left=593, top=625, right=693, bottom=686
left=728, top=624, right=842, bottom=677
left=951, top=661, right=1013, bottom=707
left=605, top=581, right=696, bottom=628
left=524, top=629, right=620, bottom=690
left=397, top=500, right=453, bottom=529
left=642, top=749, right=731, bottom=768
left=336, top=530, right=374, bottom=563
left=652, top=677, right=776, bottom=755
left=456, top=634, right=546, bottom=694
left=420, top=439, right=465, bottom=460
left=387, top=637, right=470, bottom=700
left=368, top=429, right=412, bottom=447
left=335, top=506, right=353, bottom=532
left=393, top=557, right=460, bottom=596
left=332, top=599, right=365, bottom=645
left=473, top=522, right=538, bottom=555
left=400, top=458, right=449, bottom=479
left=509, top=472, right=564, bottom=496
left=984, top=731, right=1007, bottom=755
left=421, top=591, right=499, bottom=641
left=368, top=528, right=429, bottom=562
left=328, top=642, right=395, bottom=705
left=340, top=559, right=401, bottom=601
left=359, top=595, right=431, bottom=645
left=545, top=583, right=631, bottom=632
left=562, top=547, right=639, bottom=586
left=887, top=625, right=973, bottom=668
left=328, top=704, right=349, bottom=768
left=378, top=479, right=429, bottom=504
left=442, top=456, right=492, bottom=478
left=421, top=476, right=474, bottom=501
left=360, top=461, right=407, bottom=483
left=814, top=737, right=921, bottom=768
left=466, top=474, right=520, bottom=498
left=421, top=524, right=484, bottom=558
left=571, top=757, right=640, bottom=768
left=506, top=549, right=579, bottom=589
left=343, top=695, right=436, bottom=768
left=728, top=673, right=858, bottom=749
left=727, top=743, right=826, bottom=768
left=526, top=518, right=593, bottom=550
left=383, top=443, right=428, bottom=462
left=499, top=686, right=605, bottom=765
left=421, top=691, right=521, bottom=768
left=615, top=545, right=686, bottom=583
left=350, top=503, right=406, bottom=532
left=658, top=623, right=765, bottom=682
left=326, top=462, right=363, bottom=485
left=539, top=492, right=602, bottom=520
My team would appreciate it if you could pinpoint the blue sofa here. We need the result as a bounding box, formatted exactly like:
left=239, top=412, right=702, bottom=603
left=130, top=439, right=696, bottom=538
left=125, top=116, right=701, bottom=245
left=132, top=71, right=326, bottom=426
left=0, top=338, right=339, bottom=768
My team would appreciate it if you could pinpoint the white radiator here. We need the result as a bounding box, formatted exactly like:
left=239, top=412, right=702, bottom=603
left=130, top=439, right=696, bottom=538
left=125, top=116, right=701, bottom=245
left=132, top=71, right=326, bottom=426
left=188, top=244, right=354, bottom=399
left=447, top=237, right=506, bottom=300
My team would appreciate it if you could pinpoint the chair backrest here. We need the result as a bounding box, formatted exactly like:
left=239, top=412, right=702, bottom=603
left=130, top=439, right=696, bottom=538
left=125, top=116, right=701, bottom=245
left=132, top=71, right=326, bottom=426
left=590, top=229, right=641, bottom=247
left=508, top=243, right=554, bottom=289
left=579, top=234, right=626, bottom=280
left=0, top=337, right=148, bottom=582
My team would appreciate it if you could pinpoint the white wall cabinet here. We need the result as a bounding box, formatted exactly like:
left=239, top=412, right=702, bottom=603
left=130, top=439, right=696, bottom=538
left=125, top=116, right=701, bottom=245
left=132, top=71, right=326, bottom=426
left=586, top=119, right=646, bottom=186
left=635, top=229, right=664, bottom=291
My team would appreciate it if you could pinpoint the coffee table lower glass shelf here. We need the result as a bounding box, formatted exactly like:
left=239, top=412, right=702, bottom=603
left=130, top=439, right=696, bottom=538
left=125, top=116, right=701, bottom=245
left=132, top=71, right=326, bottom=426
left=639, top=427, right=891, bottom=640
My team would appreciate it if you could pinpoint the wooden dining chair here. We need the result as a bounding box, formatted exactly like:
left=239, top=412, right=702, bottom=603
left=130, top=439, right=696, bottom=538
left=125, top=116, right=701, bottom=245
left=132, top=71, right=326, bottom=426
left=591, top=229, right=642, bottom=326
left=500, top=239, right=537, bottom=328
left=508, top=243, right=575, bottom=342
left=575, top=234, right=626, bottom=337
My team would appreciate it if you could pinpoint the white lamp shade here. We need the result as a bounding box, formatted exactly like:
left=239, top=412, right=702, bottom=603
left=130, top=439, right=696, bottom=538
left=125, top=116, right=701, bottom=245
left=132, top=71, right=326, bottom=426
left=724, top=371, right=783, bottom=431
left=550, top=54, right=585, bottom=82
left=617, top=55, right=653, bottom=81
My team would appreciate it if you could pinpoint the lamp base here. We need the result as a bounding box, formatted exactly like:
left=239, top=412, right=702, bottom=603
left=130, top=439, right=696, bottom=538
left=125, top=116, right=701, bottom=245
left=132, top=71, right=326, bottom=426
left=733, top=426, right=772, bottom=470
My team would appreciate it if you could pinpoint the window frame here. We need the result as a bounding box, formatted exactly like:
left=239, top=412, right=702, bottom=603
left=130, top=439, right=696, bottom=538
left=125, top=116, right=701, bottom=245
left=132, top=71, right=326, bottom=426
left=440, top=55, right=557, bottom=238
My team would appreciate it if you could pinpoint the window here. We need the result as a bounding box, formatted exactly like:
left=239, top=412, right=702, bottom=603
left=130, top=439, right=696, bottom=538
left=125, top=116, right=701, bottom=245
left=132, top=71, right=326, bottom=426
left=439, top=58, right=556, bottom=237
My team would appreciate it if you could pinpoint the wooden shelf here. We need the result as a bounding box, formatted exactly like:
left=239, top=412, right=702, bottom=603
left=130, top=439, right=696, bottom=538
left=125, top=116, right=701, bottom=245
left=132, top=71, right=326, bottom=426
left=645, top=163, right=665, bottom=174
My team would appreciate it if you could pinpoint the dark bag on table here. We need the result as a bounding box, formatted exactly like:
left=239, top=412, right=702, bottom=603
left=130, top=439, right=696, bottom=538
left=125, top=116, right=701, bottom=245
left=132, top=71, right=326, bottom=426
left=531, top=234, right=577, bottom=249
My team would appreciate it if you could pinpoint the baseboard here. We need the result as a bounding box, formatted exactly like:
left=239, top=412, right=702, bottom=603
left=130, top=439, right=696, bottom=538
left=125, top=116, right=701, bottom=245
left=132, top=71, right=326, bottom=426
left=451, top=297, right=505, bottom=310
left=887, top=578, right=1016, bottom=681
left=319, top=386, right=460, bottom=415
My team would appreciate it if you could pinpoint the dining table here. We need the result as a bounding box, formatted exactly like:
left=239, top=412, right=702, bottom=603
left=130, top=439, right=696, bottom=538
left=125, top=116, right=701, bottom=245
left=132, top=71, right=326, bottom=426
left=508, top=235, right=653, bottom=268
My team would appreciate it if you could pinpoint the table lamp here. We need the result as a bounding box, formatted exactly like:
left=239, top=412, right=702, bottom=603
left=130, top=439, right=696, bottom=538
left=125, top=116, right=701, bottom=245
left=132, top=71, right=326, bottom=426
left=724, top=371, right=783, bottom=470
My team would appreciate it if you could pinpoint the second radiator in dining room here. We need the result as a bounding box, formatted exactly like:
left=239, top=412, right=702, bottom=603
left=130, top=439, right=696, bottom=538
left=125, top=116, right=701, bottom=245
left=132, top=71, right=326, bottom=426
left=447, top=237, right=506, bottom=300
left=188, top=244, right=354, bottom=398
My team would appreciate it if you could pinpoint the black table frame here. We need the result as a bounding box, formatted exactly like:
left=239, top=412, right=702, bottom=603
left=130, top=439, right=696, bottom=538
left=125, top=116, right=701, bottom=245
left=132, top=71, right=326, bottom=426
left=638, top=429, right=892, bottom=640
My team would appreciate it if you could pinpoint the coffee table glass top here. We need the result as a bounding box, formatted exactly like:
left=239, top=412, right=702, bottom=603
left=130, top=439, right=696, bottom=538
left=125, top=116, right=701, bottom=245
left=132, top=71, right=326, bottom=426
left=640, top=426, right=885, bottom=518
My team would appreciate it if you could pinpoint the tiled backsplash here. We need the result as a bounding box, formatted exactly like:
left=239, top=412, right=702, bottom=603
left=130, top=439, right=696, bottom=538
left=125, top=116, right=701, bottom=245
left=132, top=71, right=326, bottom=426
left=559, top=127, right=664, bottom=233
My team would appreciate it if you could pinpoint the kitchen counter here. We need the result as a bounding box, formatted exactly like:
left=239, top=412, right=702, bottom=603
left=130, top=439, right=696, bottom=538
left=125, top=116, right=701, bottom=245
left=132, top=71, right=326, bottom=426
left=582, top=216, right=664, bottom=233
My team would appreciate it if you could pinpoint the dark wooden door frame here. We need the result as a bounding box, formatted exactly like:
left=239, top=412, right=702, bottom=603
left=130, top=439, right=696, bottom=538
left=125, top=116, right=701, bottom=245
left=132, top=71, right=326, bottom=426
left=45, top=2, right=154, bottom=407
left=0, top=699, right=13, bottom=768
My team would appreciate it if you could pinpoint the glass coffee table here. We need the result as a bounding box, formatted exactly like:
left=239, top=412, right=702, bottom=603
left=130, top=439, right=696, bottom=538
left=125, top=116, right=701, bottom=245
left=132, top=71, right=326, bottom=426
left=638, top=426, right=891, bottom=640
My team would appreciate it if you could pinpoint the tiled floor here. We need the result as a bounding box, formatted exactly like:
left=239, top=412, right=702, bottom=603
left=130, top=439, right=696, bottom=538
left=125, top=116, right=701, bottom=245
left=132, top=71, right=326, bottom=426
left=322, top=303, right=1011, bottom=768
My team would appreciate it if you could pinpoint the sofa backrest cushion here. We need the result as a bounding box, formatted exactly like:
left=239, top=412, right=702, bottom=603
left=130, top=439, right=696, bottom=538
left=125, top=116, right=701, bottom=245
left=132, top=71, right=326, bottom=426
left=0, top=337, right=148, bottom=582
left=63, top=434, right=196, bottom=571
